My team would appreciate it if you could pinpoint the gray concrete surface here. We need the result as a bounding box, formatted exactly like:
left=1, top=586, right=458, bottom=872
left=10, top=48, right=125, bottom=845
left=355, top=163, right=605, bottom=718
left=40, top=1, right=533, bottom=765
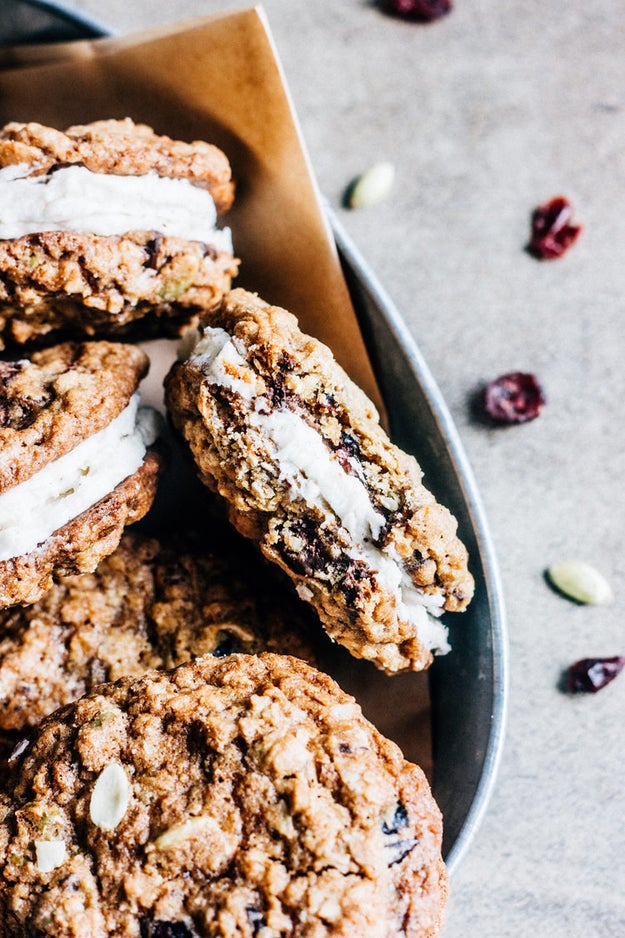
left=63, top=1, right=625, bottom=934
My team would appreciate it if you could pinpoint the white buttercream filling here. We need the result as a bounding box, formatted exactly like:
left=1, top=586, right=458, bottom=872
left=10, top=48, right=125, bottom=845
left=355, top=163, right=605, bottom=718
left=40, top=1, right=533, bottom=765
left=192, top=329, right=449, bottom=654
left=0, top=394, right=157, bottom=562
left=0, top=164, right=233, bottom=251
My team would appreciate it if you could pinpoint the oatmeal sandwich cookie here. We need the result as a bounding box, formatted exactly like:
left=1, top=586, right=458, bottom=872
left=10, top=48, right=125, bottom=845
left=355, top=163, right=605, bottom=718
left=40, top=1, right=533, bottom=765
left=0, top=118, right=238, bottom=346
left=0, top=530, right=318, bottom=742
left=0, top=653, right=447, bottom=937
left=165, top=288, right=474, bottom=674
left=0, top=341, right=161, bottom=608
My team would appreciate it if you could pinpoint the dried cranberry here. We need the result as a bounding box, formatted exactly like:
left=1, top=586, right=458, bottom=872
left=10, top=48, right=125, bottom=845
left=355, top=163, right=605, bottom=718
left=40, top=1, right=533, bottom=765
left=382, top=0, right=452, bottom=21
left=340, top=561, right=370, bottom=604
left=566, top=656, right=625, bottom=694
left=528, top=196, right=582, bottom=259
left=143, top=234, right=163, bottom=270
left=483, top=372, right=545, bottom=425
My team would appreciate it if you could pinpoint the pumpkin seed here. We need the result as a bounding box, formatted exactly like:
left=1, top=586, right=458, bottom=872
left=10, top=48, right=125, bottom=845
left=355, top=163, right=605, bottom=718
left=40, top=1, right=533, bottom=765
left=89, top=762, right=131, bottom=831
left=547, top=560, right=613, bottom=605
left=347, top=161, right=395, bottom=208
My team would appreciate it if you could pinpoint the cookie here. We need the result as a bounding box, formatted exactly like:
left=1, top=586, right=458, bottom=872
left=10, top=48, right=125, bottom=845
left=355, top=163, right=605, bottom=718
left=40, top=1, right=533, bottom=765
left=0, top=530, right=318, bottom=736
left=0, top=118, right=239, bottom=346
left=165, top=288, right=474, bottom=674
left=0, top=341, right=161, bottom=608
left=0, top=653, right=447, bottom=937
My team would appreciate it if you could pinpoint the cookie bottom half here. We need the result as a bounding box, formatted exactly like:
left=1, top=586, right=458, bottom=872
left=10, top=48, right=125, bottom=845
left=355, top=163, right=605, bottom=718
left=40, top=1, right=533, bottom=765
left=0, top=231, right=238, bottom=348
left=0, top=450, right=161, bottom=608
left=0, top=528, right=320, bottom=737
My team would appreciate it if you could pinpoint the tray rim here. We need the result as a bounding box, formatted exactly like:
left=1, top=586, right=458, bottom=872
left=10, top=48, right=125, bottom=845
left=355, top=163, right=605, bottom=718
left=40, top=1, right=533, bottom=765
left=2, top=0, right=509, bottom=878
left=9, top=0, right=112, bottom=38
left=330, top=211, right=508, bottom=873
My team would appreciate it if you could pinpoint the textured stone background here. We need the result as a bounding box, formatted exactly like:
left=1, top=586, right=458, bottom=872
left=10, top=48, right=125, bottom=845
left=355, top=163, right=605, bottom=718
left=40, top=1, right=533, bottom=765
left=61, top=1, right=625, bottom=934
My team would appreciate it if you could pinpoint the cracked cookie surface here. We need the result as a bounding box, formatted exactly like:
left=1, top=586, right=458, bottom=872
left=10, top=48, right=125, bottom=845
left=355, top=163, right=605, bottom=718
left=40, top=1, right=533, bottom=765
left=0, top=653, right=447, bottom=937
left=0, top=119, right=234, bottom=212
left=0, top=530, right=318, bottom=737
left=165, top=289, right=474, bottom=673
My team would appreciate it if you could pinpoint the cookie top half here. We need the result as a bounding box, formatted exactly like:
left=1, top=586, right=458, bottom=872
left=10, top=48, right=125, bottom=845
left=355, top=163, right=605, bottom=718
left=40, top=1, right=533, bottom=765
left=0, top=653, right=447, bottom=938
left=0, top=118, right=234, bottom=213
left=0, top=341, right=148, bottom=493
left=0, top=341, right=161, bottom=607
left=165, top=288, right=474, bottom=674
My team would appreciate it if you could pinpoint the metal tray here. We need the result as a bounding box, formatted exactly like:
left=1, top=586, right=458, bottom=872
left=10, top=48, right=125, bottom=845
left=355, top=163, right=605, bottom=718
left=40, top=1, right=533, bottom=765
left=0, top=0, right=508, bottom=874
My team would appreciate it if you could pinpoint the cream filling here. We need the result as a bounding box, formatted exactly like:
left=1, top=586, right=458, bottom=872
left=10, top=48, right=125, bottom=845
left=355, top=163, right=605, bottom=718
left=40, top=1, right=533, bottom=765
left=192, top=329, right=449, bottom=654
left=0, top=395, right=158, bottom=562
left=0, top=164, right=233, bottom=251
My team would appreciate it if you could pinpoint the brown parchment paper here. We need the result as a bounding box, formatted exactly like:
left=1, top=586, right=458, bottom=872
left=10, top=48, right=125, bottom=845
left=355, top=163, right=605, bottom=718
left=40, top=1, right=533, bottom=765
left=0, top=7, right=381, bottom=408
left=0, top=7, right=432, bottom=779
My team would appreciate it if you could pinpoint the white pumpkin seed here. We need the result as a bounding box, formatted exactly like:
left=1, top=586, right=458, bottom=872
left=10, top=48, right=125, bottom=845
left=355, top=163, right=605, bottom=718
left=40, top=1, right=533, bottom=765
left=379, top=493, right=400, bottom=512
left=89, top=762, right=131, bottom=831
left=348, top=161, right=395, bottom=208
left=153, top=817, right=213, bottom=850
left=35, top=839, right=66, bottom=873
left=547, top=560, right=614, bottom=605
left=8, top=738, right=29, bottom=763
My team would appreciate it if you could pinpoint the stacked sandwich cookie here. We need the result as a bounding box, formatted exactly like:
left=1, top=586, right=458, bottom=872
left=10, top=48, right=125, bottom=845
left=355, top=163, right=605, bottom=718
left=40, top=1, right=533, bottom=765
left=165, top=288, right=474, bottom=674
left=0, top=341, right=161, bottom=608
left=0, top=118, right=238, bottom=346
